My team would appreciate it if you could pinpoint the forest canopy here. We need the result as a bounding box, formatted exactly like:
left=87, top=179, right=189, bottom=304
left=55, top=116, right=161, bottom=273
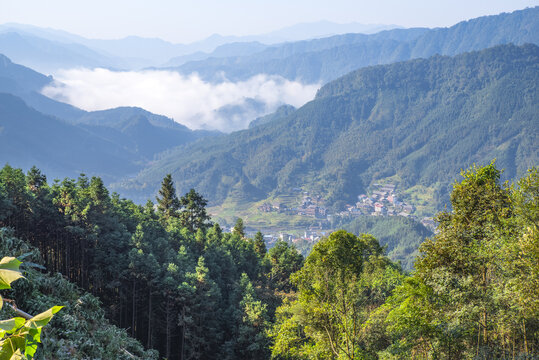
left=0, top=162, right=537, bottom=359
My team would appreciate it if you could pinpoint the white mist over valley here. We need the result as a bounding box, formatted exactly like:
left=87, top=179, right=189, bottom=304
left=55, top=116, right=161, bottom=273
left=42, top=68, right=319, bottom=131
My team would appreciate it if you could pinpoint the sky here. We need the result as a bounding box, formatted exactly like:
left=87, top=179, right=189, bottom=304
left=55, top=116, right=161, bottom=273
left=1, top=0, right=538, bottom=43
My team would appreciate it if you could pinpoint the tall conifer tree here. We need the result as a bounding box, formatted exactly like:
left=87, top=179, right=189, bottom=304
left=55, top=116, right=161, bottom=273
left=156, top=174, right=180, bottom=222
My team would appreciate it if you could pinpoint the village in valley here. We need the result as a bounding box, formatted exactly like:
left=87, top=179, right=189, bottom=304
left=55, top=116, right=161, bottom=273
left=253, top=183, right=437, bottom=250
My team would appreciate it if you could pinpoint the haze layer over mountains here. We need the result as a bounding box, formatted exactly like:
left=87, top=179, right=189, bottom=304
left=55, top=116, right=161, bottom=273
left=1, top=7, right=537, bottom=132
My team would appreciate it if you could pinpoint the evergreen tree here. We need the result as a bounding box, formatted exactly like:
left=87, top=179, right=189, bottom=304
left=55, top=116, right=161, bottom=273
left=179, top=189, right=211, bottom=232
left=26, top=165, right=46, bottom=193
left=0, top=164, right=31, bottom=230
left=183, top=256, right=223, bottom=359
left=265, top=240, right=303, bottom=293
left=156, top=174, right=180, bottom=222
left=0, top=182, right=11, bottom=222
left=224, top=273, right=270, bottom=359
left=233, top=218, right=245, bottom=238
left=253, top=231, right=267, bottom=257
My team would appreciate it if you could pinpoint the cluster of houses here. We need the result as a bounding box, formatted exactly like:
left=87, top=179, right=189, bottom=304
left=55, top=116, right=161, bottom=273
left=258, top=185, right=418, bottom=220
left=255, top=184, right=438, bottom=240
left=296, top=194, right=328, bottom=218
left=338, top=184, right=438, bottom=232
left=341, top=183, right=416, bottom=218
left=258, top=202, right=289, bottom=213
left=258, top=193, right=328, bottom=219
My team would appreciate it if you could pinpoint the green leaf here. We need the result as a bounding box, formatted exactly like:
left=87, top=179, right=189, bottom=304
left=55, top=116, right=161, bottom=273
left=23, top=328, right=41, bottom=359
left=0, top=318, right=25, bottom=333
left=0, top=336, right=25, bottom=360
left=0, top=258, right=22, bottom=271
left=0, top=258, right=23, bottom=290
left=25, top=306, right=63, bottom=330
left=9, top=349, right=23, bottom=360
left=0, top=270, right=23, bottom=290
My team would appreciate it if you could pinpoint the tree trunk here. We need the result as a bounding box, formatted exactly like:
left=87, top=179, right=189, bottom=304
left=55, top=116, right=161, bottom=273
left=181, top=305, right=186, bottom=360
left=132, top=280, right=136, bottom=337
left=147, top=288, right=152, bottom=348
left=166, top=296, right=171, bottom=360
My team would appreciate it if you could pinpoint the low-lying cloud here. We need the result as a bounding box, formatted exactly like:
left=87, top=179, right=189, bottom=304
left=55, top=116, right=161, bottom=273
left=42, top=68, right=319, bottom=132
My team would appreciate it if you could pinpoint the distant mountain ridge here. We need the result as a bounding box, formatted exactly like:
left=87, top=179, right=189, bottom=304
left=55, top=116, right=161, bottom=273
left=0, top=21, right=401, bottom=72
left=119, top=44, right=539, bottom=209
left=4, top=7, right=536, bottom=78
left=169, top=7, right=539, bottom=83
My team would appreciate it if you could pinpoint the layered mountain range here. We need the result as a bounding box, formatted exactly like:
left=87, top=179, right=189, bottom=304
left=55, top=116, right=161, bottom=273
left=0, top=7, right=537, bottom=210
left=167, top=7, right=539, bottom=83
left=0, top=21, right=399, bottom=73
left=120, top=44, right=539, bottom=210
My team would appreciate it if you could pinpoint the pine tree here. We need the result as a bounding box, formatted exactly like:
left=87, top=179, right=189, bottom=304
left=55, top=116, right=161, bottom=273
left=179, top=189, right=210, bottom=232
left=253, top=231, right=266, bottom=257
left=156, top=174, right=180, bottom=222
left=233, top=218, right=245, bottom=238
left=26, top=166, right=46, bottom=193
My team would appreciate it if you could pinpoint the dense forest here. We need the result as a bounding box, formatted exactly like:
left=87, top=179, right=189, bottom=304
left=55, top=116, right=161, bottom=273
left=0, top=164, right=302, bottom=359
left=0, top=161, right=537, bottom=359
left=343, top=216, right=433, bottom=271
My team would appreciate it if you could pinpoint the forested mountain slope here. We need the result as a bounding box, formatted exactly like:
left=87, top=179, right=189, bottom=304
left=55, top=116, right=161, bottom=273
left=74, top=107, right=219, bottom=159
left=0, top=93, right=142, bottom=181
left=170, top=7, right=539, bottom=83
left=122, top=44, right=539, bottom=209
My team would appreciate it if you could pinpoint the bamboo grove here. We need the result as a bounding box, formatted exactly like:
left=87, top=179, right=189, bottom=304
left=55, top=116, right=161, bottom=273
left=0, top=162, right=537, bottom=359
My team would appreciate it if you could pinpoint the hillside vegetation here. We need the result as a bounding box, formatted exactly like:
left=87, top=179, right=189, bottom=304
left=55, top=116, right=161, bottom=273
left=343, top=216, right=433, bottom=271
left=1, top=163, right=536, bottom=358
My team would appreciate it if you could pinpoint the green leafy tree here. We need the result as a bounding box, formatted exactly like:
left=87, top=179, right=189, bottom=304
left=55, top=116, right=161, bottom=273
left=498, top=167, right=539, bottom=356
left=413, top=162, right=511, bottom=357
left=271, top=231, right=402, bottom=359
left=380, top=163, right=539, bottom=358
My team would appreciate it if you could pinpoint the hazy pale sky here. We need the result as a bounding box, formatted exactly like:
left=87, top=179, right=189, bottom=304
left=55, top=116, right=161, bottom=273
left=1, top=0, right=538, bottom=43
